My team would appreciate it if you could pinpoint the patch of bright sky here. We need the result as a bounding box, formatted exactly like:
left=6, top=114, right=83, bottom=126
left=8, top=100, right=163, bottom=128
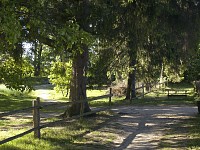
left=22, top=42, right=32, bottom=50
left=22, top=42, right=34, bottom=59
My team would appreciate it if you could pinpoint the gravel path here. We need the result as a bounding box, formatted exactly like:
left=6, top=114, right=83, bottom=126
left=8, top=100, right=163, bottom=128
left=88, top=105, right=198, bottom=150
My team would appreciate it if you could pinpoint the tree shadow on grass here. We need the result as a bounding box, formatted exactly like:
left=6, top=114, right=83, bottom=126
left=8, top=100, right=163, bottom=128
left=0, top=95, right=33, bottom=112
left=41, top=113, right=118, bottom=149
left=42, top=136, right=112, bottom=150
left=159, top=116, right=200, bottom=149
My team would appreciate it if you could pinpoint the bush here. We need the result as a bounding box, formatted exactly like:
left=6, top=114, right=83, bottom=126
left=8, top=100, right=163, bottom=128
left=48, top=61, right=72, bottom=96
left=0, top=56, right=33, bottom=92
left=110, top=81, right=127, bottom=97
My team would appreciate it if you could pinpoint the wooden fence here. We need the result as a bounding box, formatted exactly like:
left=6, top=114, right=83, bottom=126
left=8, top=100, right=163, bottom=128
left=133, top=81, right=166, bottom=100
left=0, top=88, right=112, bottom=145
left=0, top=82, right=165, bottom=145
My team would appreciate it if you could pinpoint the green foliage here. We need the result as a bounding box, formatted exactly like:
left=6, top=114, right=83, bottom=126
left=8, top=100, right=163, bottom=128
left=0, top=2, right=21, bottom=45
left=88, top=47, right=114, bottom=86
left=0, top=56, right=33, bottom=92
left=164, top=63, right=186, bottom=82
left=184, top=54, right=200, bottom=81
left=48, top=61, right=72, bottom=96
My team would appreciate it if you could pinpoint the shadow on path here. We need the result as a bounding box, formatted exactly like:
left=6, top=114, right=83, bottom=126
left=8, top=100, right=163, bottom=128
left=100, top=106, right=198, bottom=150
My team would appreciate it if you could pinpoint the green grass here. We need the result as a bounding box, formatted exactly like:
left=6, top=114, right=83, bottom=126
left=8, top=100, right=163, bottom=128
left=0, top=111, right=117, bottom=150
left=0, top=84, right=34, bottom=112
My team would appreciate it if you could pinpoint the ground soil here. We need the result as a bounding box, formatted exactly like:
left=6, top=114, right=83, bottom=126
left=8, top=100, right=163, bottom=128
left=85, top=105, right=198, bottom=150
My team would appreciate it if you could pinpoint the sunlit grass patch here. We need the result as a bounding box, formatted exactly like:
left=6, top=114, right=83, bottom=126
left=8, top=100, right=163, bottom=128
left=30, top=88, right=68, bottom=102
left=84, top=130, right=116, bottom=143
left=0, top=84, right=22, bottom=97
left=87, top=89, right=107, bottom=97
left=0, top=132, right=60, bottom=150
left=0, top=127, right=31, bottom=140
left=0, top=116, right=32, bottom=128
left=0, top=84, right=34, bottom=112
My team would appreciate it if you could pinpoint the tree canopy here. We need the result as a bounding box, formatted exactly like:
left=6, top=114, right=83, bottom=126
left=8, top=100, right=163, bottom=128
left=0, top=0, right=200, bottom=114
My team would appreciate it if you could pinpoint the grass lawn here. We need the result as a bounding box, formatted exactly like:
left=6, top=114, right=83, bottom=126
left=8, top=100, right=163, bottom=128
left=0, top=84, right=34, bottom=112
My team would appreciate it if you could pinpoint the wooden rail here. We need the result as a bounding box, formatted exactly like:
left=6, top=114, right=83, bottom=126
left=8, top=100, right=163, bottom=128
left=0, top=88, right=113, bottom=145
left=134, top=81, right=166, bottom=99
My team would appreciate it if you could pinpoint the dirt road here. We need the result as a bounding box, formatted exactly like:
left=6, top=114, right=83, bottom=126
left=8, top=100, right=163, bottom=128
left=85, top=106, right=197, bottom=150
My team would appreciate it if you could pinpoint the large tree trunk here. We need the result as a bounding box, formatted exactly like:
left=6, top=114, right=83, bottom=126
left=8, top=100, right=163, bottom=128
left=66, top=0, right=91, bottom=117
left=125, top=49, right=137, bottom=100
left=68, top=46, right=91, bottom=117
left=130, top=62, right=136, bottom=99
left=125, top=73, right=132, bottom=100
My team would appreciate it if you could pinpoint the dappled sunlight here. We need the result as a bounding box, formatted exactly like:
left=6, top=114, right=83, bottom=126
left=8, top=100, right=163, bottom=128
left=0, top=115, right=32, bottom=132
left=0, top=128, right=29, bottom=140
left=106, top=105, right=198, bottom=149
left=127, top=132, right=162, bottom=149
left=145, top=122, right=158, bottom=127
left=83, top=131, right=117, bottom=145
left=153, top=114, right=195, bottom=120
left=0, top=104, right=199, bottom=149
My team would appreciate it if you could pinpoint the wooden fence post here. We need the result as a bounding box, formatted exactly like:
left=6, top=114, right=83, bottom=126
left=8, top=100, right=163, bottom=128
left=109, top=88, right=112, bottom=106
left=33, top=97, right=41, bottom=139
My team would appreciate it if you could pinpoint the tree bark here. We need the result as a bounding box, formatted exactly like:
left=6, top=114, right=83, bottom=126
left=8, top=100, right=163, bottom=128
left=68, top=46, right=91, bottom=117
left=125, top=49, right=137, bottom=100
left=130, top=58, right=136, bottom=99
left=125, top=73, right=132, bottom=100
left=33, top=42, right=43, bottom=77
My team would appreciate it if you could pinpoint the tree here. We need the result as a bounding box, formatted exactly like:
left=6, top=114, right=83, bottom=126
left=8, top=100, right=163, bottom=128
left=0, top=55, right=33, bottom=92
left=184, top=52, right=200, bottom=81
